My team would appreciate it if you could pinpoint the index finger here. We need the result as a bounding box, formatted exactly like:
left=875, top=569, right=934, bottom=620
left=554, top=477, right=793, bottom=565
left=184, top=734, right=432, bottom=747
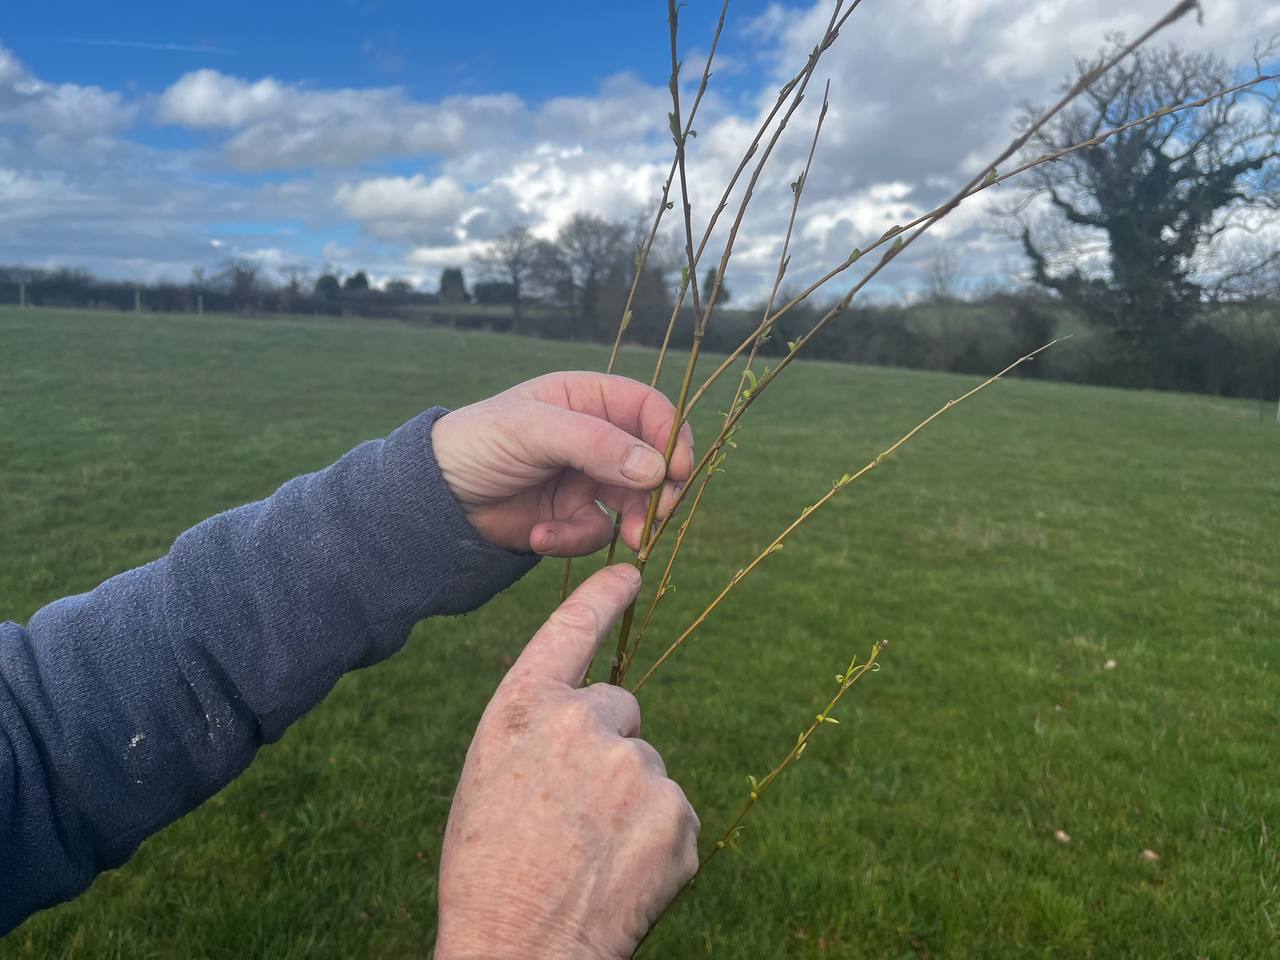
left=516, top=372, right=695, bottom=483
left=507, top=564, right=642, bottom=688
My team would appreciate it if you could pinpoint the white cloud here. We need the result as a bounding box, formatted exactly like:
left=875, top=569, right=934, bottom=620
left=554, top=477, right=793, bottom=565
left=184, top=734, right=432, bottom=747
left=334, top=174, right=470, bottom=243
left=2, top=0, right=1277, bottom=299
left=155, top=69, right=290, bottom=128
left=155, top=68, right=526, bottom=170
left=0, top=44, right=135, bottom=136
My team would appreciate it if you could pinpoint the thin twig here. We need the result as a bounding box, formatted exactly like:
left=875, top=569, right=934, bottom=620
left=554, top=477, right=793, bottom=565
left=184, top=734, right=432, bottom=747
left=623, top=454, right=714, bottom=675
left=646, top=1, right=1208, bottom=556
left=649, top=0, right=859, bottom=387
left=616, top=0, right=853, bottom=682
left=607, top=0, right=728, bottom=377
left=632, top=339, right=1062, bottom=692
left=558, top=556, right=573, bottom=604
left=618, top=81, right=832, bottom=684
left=607, top=0, right=726, bottom=682
left=670, top=0, right=706, bottom=333
left=684, top=70, right=1276, bottom=419
left=585, top=0, right=729, bottom=592
left=633, top=639, right=888, bottom=957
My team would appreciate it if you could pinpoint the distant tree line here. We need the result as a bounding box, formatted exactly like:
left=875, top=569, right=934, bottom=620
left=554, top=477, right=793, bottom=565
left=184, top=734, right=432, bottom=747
left=3, top=45, right=1277, bottom=406
left=0, top=260, right=471, bottom=320
left=3, top=248, right=1275, bottom=406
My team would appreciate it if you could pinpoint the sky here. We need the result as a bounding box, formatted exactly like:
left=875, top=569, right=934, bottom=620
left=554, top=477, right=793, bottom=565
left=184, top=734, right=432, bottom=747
left=1, top=0, right=1277, bottom=302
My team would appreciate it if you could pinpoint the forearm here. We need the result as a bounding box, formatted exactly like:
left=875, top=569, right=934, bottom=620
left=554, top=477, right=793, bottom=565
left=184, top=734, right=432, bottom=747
left=0, top=408, right=538, bottom=933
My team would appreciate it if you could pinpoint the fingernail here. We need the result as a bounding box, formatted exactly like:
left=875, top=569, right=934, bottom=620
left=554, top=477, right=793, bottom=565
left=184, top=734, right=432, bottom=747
left=609, top=564, right=642, bottom=586
left=622, top=444, right=664, bottom=483
left=541, top=529, right=558, bottom=551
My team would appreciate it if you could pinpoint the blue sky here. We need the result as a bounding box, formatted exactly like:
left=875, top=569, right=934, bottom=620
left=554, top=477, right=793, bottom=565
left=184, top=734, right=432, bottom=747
left=1, top=0, right=1275, bottom=299
left=5, top=2, right=774, bottom=104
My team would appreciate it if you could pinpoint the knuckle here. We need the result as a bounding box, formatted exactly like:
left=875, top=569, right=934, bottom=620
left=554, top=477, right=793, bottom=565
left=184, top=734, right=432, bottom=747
left=606, top=737, right=640, bottom=771
left=661, top=779, right=697, bottom=827
left=627, top=738, right=658, bottom=768
left=681, top=841, right=700, bottom=881
left=631, top=738, right=665, bottom=774
left=601, top=685, right=641, bottom=719
left=556, top=696, right=596, bottom=731
left=498, top=673, right=538, bottom=702
left=549, top=600, right=599, bottom=638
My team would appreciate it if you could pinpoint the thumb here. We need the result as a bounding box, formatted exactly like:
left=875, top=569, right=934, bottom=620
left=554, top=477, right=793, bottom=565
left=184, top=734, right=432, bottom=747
left=508, top=564, right=642, bottom=688
left=516, top=403, right=670, bottom=491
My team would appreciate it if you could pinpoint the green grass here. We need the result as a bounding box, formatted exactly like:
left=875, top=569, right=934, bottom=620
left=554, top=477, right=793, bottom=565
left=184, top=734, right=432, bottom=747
left=2, top=307, right=1277, bottom=959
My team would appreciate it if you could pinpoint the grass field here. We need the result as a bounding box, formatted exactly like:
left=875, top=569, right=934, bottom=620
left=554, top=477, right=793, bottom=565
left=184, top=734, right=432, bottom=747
left=2, top=307, right=1277, bottom=959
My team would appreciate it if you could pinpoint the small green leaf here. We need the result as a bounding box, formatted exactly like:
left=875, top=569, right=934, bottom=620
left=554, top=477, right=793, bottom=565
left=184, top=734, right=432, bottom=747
left=849, top=247, right=863, bottom=263
left=983, top=167, right=999, bottom=186
left=822, top=715, right=840, bottom=725
left=619, top=309, right=632, bottom=332
left=787, top=340, right=800, bottom=353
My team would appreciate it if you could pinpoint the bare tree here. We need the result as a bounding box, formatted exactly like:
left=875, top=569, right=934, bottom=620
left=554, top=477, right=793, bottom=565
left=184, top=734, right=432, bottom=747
left=214, top=258, right=261, bottom=313
left=923, top=248, right=963, bottom=303
left=554, top=214, right=631, bottom=338
left=189, top=267, right=207, bottom=315
left=280, top=264, right=312, bottom=313
left=1014, top=43, right=1280, bottom=385
left=472, top=226, right=539, bottom=334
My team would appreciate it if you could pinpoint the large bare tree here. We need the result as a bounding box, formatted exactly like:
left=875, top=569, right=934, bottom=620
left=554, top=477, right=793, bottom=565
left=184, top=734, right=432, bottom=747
left=1015, top=43, right=1279, bottom=386
left=552, top=214, right=631, bottom=339
left=472, top=226, right=539, bottom=334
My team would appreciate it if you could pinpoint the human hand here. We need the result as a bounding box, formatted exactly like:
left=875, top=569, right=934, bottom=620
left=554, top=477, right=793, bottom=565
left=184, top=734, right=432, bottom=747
left=435, top=565, right=700, bottom=960
left=431, top=372, right=695, bottom=555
